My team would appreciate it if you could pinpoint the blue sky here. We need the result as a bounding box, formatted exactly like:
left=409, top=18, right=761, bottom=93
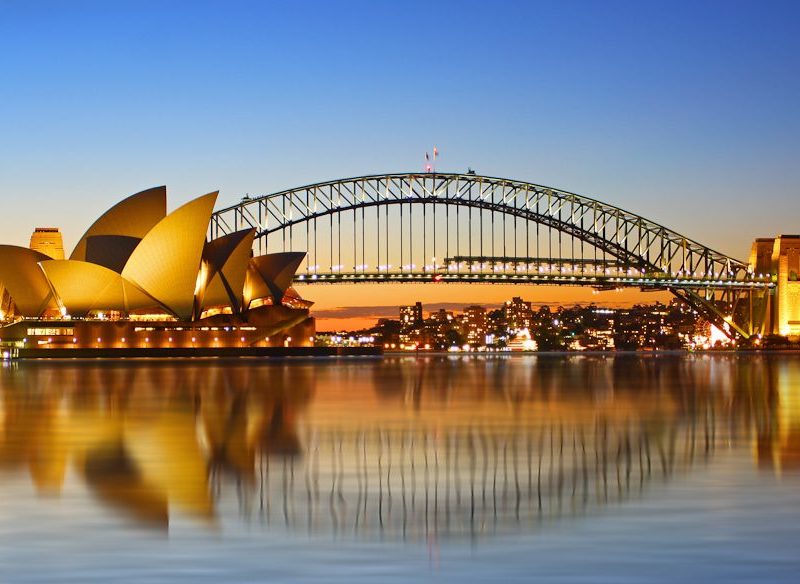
left=1, top=0, right=799, bottom=263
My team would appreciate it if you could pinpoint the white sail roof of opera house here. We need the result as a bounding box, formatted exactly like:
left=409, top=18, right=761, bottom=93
left=121, top=191, right=218, bottom=320
left=0, top=245, right=57, bottom=316
left=70, top=186, right=167, bottom=263
left=39, top=260, right=163, bottom=317
left=199, top=228, right=256, bottom=315
left=244, top=251, right=306, bottom=309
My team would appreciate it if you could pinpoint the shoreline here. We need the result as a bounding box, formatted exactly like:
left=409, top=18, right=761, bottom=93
left=5, top=347, right=798, bottom=361
left=383, top=349, right=800, bottom=356
left=8, top=346, right=382, bottom=360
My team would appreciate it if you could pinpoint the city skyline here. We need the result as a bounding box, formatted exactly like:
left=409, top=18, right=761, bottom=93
left=311, top=287, right=671, bottom=331
left=316, top=295, right=725, bottom=351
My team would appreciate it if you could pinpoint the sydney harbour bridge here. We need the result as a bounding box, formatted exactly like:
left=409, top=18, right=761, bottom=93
left=209, top=172, right=777, bottom=339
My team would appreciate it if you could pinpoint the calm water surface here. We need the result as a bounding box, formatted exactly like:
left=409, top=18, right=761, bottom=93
left=1, top=354, right=799, bottom=583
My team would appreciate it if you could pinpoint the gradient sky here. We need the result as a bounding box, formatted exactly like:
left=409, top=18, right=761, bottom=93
left=2, top=1, right=798, bottom=328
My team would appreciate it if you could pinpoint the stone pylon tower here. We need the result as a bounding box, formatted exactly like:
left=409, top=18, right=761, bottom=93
left=750, top=235, right=800, bottom=338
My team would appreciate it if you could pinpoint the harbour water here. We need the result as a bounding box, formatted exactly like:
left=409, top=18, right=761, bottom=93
left=0, top=354, right=799, bottom=583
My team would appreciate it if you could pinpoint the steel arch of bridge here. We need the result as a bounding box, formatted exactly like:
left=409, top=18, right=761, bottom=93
left=210, top=173, right=772, bottom=338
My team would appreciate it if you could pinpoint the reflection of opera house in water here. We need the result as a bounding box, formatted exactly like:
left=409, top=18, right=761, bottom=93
left=1, top=356, right=798, bottom=537
left=0, top=187, right=314, bottom=353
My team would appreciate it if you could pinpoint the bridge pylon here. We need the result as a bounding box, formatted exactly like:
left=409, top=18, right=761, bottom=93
left=749, top=235, right=800, bottom=339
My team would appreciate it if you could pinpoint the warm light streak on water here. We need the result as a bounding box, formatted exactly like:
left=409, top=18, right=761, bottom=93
left=0, top=354, right=799, bottom=582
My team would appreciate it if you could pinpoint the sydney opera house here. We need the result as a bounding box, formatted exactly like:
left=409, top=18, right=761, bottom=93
left=0, top=187, right=315, bottom=354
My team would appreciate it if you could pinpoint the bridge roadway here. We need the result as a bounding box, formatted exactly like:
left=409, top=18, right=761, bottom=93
left=295, top=268, right=773, bottom=291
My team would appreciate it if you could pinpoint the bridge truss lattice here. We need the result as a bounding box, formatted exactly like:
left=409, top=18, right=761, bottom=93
left=210, top=173, right=772, bottom=338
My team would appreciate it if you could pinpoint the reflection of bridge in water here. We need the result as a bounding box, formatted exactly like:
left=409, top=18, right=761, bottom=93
left=243, top=420, right=713, bottom=540
left=1, top=356, right=798, bottom=538
left=220, top=355, right=798, bottom=540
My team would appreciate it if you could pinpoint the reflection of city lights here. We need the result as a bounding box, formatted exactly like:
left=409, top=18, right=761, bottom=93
left=708, top=325, right=731, bottom=347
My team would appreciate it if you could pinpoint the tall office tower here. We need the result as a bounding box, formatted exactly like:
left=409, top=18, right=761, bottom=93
left=399, top=302, right=424, bottom=346
left=399, top=302, right=423, bottom=327
left=461, top=305, right=488, bottom=346
left=503, top=296, right=533, bottom=332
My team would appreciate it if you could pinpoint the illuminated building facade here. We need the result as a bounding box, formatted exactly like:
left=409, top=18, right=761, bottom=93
left=503, top=296, right=533, bottom=332
left=399, top=302, right=423, bottom=347
left=0, top=187, right=314, bottom=352
left=461, top=305, right=487, bottom=346
left=426, top=308, right=456, bottom=348
left=750, top=235, right=800, bottom=338
left=29, top=227, right=65, bottom=259
left=399, top=302, right=423, bottom=327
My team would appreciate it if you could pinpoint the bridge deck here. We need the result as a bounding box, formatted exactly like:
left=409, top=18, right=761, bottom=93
left=295, top=271, right=773, bottom=291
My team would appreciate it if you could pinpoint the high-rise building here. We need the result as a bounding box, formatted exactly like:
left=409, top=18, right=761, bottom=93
left=426, top=308, right=456, bottom=348
left=29, top=227, right=65, bottom=260
left=461, top=305, right=487, bottom=346
left=400, top=302, right=423, bottom=328
left=503, top=296, right=533, bottom=332
left=399, top=302, right=424, bottom=346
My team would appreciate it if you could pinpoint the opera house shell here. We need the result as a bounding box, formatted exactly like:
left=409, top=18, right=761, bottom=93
left=0, top=187, right=315, bottom=352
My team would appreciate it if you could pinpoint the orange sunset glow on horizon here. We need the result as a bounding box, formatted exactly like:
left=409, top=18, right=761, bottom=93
left=300, top=282, right=671, bottom=331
